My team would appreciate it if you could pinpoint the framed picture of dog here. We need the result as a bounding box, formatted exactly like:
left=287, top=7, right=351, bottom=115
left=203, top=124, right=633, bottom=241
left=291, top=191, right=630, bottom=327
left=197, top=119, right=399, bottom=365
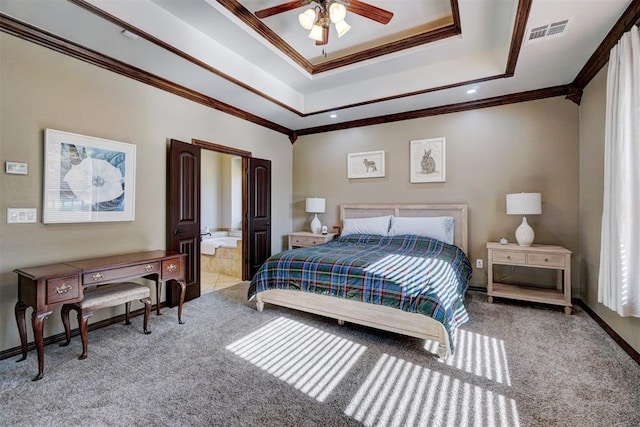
left=347, top=150, right=385, bottom=179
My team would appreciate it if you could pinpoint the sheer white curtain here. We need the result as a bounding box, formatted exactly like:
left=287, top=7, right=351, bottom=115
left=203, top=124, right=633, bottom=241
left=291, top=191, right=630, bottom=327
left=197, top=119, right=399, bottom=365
left=598, top=25, right=640, bottom=317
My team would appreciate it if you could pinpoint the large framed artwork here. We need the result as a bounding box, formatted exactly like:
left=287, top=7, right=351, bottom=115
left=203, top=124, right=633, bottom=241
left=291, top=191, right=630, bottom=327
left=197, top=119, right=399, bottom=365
left=410, top=137, right=446, bottom=183
left=347, top=150, right=385, bottom=179
left=43, top=129, right=136, bottom=223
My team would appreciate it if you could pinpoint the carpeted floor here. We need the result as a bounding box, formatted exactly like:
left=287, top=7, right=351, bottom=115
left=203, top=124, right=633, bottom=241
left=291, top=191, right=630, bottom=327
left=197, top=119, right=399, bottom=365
left=1, top=283, right=639, bottom=426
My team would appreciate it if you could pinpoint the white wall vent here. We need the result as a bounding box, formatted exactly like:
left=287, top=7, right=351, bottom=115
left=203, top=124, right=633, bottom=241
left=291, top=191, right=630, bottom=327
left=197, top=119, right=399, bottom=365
left=526, top=19, right=570, bottom=44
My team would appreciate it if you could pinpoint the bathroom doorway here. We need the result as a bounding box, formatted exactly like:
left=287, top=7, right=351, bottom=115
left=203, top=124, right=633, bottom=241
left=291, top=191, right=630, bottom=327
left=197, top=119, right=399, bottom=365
left=167, top=138, right=271, bottom=305
left=200, top=150, right=243, bottom=294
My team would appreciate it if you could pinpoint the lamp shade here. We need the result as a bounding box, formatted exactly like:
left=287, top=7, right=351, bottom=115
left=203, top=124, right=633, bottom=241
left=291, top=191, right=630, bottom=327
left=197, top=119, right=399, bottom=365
left=334, top=19, right=351, bottom=37
left=305, top=197, right=326, bottom=214
left=329, top=2, right=347, bottom=23
left=506, top=193, right=541, bottom=215
left=298, top=8, right=316, bottom=30
left=308, top=24, right=324, bottom=41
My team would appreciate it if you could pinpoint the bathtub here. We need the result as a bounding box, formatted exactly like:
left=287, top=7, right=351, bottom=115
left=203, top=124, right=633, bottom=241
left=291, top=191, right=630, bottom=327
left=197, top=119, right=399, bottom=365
left=201, top=233, right=242, bottom=255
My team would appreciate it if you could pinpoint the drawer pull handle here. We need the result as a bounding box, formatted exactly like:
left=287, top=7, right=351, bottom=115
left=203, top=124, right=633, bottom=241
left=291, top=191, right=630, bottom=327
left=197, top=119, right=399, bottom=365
left=144, top=264, right=153, bottom=272
left=166, top=264, right=177, bottom=273
left=55, top=283, right=72, bottom=294
left=92, top=273, right=104, bottom=281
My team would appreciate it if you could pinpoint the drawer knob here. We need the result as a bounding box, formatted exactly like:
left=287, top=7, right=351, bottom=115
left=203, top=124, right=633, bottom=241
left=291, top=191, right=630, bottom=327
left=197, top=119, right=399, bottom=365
left=92, top=273, right=104, bottom=281
left=507, top=256, right=511, bottom=259
left=166, top=263, right=177, bottom=272
left=144, top=264, right=153, bottom=272
left=545, top=258, right=549, bottom=262
left=55, top=283, right=72, bottom=294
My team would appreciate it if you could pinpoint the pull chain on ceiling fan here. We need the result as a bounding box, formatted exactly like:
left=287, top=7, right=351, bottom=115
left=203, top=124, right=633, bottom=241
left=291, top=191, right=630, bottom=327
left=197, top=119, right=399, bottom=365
left=254, top=0, right=393, bottom=46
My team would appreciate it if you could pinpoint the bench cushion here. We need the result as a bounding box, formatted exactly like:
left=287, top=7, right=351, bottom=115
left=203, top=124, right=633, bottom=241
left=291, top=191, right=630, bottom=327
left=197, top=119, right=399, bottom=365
left=80, top=282, right=150, bottom=310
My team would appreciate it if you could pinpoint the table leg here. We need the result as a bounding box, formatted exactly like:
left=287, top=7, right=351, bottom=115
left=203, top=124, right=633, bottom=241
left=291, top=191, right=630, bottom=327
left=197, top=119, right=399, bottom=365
left=177, top=280, right=186, bottom=325
left=31, top=310, right=52, bottom=381
left=155, top=281, right=162, bottom=316
left=14, top=301, right=28, bottom=362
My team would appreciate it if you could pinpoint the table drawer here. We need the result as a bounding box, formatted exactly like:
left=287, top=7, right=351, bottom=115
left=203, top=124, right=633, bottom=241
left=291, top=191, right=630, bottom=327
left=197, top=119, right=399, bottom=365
left=46, top=275, right=81, bottom=304
left=492, top=250, right=526, bottom=264
left=162, top=257, right=183, bottom=279
left=290, top=235, right=326, bottom=247
left=527, top=252, right=565, bottom=268
left=84, top=262, right=160, bottom=284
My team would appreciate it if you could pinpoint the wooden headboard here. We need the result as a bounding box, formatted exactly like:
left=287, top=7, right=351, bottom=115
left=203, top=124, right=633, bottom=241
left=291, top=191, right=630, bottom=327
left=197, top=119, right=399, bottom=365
left=339, top=204, right=468, bottom=254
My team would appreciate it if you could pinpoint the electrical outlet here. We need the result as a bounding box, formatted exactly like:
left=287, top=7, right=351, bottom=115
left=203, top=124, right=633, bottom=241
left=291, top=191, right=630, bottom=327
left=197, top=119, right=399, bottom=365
left=476, top=258, right=483, bottom=269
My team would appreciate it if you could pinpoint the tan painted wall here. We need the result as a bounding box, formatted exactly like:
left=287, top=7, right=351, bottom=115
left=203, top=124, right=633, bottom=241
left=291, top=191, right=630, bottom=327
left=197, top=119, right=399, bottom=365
left=293, top=98, right=580, bottom=289
left=0, top=34, right=293, bottom=353
left=579, top=66, right=640, bottom=353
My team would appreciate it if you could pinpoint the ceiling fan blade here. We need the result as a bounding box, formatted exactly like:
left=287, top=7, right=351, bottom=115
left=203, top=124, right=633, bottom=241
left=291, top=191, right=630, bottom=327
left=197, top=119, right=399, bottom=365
left=345, top=0, right=393, bottom=24
left=254, top=0, right=310, bottom=19
left=315, top=26, right=329, bottom=45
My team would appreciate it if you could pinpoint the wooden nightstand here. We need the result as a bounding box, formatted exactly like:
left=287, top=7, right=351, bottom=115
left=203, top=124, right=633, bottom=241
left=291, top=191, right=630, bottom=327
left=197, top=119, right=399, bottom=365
left=486, top=242, right=572, bottom=314
left=288, top=231, right=337, bottom=249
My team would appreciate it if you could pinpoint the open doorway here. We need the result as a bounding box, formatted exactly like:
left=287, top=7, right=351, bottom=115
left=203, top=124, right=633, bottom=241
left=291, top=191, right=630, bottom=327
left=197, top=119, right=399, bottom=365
left=200, top=150, right=243, bottom=294
left=167, top=139, right=271, bottom=306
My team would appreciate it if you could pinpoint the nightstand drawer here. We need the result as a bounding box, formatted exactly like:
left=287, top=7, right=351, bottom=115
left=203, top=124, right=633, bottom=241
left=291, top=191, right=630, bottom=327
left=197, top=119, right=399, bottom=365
left=492, top=250, right=526, bottom=264
left=290, top=235, right=325, bottom=247
left=527, top=252, right=565, bottom=268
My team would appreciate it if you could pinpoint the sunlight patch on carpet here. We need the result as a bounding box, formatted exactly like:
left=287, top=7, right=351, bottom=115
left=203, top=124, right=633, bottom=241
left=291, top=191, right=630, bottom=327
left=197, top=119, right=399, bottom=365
left=225, top=316, right=366, bottom=402
left=345, top=353, right=520, bottom=427
left=423, top=329, right=511, bottom=385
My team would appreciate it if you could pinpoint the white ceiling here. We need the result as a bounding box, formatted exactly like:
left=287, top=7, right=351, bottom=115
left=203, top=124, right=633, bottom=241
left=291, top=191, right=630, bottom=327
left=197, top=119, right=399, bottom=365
left=0, top=0, right=633, bottom=134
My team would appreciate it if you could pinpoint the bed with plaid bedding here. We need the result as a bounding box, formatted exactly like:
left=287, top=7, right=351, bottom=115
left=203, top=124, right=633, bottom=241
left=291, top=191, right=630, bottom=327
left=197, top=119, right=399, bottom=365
left=248, top=234, right=472, bottom=350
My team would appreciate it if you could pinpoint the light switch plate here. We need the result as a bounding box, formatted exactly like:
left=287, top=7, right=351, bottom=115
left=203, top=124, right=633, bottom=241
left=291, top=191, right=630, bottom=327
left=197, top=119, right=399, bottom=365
left=7, top=208, right=37, bottom=223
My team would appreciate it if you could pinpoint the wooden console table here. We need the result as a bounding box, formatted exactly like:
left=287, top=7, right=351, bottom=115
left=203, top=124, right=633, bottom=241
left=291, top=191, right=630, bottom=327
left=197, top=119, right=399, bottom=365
left=14, top=250, right=186, bottom=381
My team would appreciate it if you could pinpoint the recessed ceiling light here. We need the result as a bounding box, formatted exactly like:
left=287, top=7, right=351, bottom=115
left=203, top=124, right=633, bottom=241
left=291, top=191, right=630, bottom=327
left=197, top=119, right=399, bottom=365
left=330, top=113, right=337, bottom=118
left=466, top=88, right=477, bottom=94
left=121, top=29, right=138, bottom=40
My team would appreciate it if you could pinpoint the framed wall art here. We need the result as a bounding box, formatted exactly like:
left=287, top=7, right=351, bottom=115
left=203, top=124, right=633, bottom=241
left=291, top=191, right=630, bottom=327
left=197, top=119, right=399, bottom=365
left=410, top=137, right=446, bottom=183
left=43, top=129, right=136, bottom=223
left=347, top=150, right=385, bottom=179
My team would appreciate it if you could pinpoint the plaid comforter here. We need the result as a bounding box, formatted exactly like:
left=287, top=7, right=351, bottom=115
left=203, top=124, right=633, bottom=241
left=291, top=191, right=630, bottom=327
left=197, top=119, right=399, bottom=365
left=248, top=234, right=472, bottom=350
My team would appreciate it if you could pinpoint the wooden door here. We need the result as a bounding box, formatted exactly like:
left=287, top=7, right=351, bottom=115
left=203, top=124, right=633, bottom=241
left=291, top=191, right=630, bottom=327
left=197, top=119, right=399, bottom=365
left=167, top=139, right=200, bottom=306
left=246, top=157, right=272, bottom=279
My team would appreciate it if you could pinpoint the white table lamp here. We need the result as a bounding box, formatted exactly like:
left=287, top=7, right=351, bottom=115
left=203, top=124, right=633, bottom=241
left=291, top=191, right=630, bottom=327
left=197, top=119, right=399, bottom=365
left=506, top=192, right=542, bottom=246
left=305, top=197, right=325, bottom=234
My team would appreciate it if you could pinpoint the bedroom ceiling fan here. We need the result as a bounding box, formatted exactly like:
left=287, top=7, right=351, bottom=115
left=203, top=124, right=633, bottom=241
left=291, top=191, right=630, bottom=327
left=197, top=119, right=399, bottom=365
left=254, top=0, right=393, bottom=46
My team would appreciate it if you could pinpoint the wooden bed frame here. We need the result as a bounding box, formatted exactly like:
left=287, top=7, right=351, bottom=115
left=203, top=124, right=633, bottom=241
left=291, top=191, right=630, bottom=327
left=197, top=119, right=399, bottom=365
left=255, top=204, right=469, bottom=358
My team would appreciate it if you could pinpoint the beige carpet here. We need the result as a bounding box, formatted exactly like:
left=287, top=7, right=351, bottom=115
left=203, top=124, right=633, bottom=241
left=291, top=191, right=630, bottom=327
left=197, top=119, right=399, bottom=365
left=1, top=284, right=639, bottom=426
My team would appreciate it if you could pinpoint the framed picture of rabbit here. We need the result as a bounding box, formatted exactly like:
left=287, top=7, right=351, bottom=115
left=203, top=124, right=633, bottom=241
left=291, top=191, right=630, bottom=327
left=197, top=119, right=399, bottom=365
left=410, top=137, right=446, bottom=183
left=347, top=150, right=385, bottom=179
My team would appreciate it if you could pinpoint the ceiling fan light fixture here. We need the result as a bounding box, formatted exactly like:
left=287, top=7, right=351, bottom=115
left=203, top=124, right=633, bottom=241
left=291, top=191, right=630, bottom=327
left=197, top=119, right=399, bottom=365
left=298, top=8, right=316, bottom=30
left=334, top=19, right=351, bottom=38
left=308, top=24, right=325, bottom=42
left=329, top=2, right=347, bottom=23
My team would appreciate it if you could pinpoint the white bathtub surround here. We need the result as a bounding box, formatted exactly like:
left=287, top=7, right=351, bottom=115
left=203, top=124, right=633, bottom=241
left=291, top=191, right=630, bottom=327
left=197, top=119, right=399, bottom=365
left=201, top=232, right=242, bottom=255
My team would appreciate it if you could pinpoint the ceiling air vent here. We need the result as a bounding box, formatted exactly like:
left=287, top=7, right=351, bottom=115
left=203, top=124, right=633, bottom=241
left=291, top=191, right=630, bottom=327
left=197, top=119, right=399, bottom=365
left=526, top=19, right=570, bottom=44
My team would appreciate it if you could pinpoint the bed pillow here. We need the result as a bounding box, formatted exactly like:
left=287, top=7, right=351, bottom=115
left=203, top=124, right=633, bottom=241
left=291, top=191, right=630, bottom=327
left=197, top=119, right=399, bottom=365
left=341, top=215, right=391, bottom=236
left=389, top=216, right=455, bottom=244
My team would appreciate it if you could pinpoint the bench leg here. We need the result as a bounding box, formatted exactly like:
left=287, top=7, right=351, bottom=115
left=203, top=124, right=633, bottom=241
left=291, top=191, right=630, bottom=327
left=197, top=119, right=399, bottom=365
left=60, top=304, right=74, bottom=347
left=78, top=311, right=94, bottom=360
left=124, top=301, right=131, bottom=325
left=141, top=297, right=151, bottom=334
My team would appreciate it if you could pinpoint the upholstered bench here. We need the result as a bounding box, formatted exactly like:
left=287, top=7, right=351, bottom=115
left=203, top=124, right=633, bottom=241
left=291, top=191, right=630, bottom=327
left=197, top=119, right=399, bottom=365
left=60, top=282, right=152, bottom=360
